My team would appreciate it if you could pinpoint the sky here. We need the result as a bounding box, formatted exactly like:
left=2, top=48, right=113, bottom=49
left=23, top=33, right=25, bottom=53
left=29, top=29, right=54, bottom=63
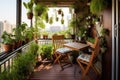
left=0, top=0, right=16, bottom=24
left=0, top=0, right=28, bottom=25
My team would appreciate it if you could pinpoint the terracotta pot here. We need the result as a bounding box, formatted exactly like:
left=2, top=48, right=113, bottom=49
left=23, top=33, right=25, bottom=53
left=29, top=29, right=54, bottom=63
left=27, top=12, right=33, bottom=19
left=3, top=44, right=13, bottom=52
left=43, top=35, right=48, bottom=39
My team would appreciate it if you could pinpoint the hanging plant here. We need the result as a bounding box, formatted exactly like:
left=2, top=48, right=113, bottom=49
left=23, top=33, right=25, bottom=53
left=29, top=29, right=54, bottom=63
left=61, top=18, right=64, bottom=24
left=58, top=9, right=62, bottom=14
left=56, top=16, right=59, bottom=22
left=90, top=0, right=109, bottom=14
left=23, top=0, right=34, bottom=19
left=45, top=12, right=49, bottom=23
left=49, top=17, right=53, bottom=24
left=33, top=3, right=48, bottom=17
left=61, top=12, right=64, bottom=17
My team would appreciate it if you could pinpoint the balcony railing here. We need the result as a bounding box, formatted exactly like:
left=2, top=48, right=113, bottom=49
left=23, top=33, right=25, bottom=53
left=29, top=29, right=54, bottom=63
left=0, top=38, right=72, bottom=73
left=0, top=41, right=33, bottom=73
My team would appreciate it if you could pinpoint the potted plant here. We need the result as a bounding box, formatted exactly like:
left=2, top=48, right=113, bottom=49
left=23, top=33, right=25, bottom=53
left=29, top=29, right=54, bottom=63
left=58, top=9, right=62, bottom=14
left=33, top=3, right=48, bottom=17
left=42, top=30, right=48, bottom=39
left=23, top=0, right=34, bottom=19
left=77, top=26, right=87, bottom=42
left=1, top=31, right=14, bottom=52
left=13, top=23, right=27, bottom=48
left=90, top=0, right=109, bottom=14
left=39, top=44, right=53, bottom=60
left=24, top=27, right=34, bottom=43
left=61, top=18, right=64, bottom=24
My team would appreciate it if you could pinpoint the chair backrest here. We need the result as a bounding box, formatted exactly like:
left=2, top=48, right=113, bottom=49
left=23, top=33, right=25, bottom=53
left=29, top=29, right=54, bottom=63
left=90, top=37, right=100, bottom=62
left=52, top=35, right=65, bottom=51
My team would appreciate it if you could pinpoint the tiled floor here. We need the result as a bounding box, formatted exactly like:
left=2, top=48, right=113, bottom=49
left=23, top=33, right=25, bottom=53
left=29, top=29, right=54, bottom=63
left=29, top=63, right=100, bottom=80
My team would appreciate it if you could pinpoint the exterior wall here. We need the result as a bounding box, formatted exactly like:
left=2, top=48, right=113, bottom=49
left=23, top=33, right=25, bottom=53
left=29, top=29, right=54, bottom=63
left=102, top=6, right=112, bottom=80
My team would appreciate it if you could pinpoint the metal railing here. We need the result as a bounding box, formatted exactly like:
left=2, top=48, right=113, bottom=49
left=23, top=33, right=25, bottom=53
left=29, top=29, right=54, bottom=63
left=38, top=38, right=73, bottom=45
left=0, top=41, right=32, bottom=73
left=0, top=38, right=72, bottom=73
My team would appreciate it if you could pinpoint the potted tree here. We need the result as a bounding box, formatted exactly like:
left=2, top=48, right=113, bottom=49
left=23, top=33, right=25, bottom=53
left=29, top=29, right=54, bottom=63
left=1, top=31, right=14, bottom=52
left=23, top=0, right=34, bottom=19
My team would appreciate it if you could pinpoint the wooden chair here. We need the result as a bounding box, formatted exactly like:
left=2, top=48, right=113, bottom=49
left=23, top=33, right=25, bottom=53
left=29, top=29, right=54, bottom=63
left=52, top=35, right=73, bottom=70
left=77, top=37, right=100, bottom=80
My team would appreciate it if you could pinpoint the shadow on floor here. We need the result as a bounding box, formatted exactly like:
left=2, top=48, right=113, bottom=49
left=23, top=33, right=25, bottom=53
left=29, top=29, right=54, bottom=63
left=29, top=62, right=100, bottom=80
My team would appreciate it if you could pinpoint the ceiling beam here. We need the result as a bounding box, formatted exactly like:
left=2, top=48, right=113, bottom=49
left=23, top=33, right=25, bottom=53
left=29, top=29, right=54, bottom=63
left=35, top=0, right=77, bottom=7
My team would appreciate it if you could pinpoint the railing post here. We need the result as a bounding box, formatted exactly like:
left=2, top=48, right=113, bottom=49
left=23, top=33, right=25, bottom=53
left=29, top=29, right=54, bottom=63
left=0, top=65, right=1, bottom=73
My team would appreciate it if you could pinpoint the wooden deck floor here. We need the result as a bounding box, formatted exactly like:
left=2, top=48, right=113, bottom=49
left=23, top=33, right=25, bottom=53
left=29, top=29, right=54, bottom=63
left=29, top=63, right=100, bottom=80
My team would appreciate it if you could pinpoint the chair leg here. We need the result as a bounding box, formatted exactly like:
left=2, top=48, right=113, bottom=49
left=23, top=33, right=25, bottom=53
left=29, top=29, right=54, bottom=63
left=53, top=54, right=64, bottom=70
left=77, top=59, right=91, bottom=80
left=67, top=53, right=73, bottom=66
left=77, top=59, right=85, bottom=72
left=81, top=64, right=91, bottom=80
left=54, top=54, right=61, bottom=64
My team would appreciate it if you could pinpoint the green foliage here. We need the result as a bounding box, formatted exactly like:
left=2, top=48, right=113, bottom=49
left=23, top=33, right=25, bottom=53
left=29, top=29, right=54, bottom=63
left=36, top=17, right=46, bottom=28
left=1, top=31, right=14, bottom=45
left=13, top=22, right=27, bottom=42
left=90, top=0, right=108, bottom=14
left=77, top=26, right=87, bottom=38
left=68, top=17, right=76, bottom=28
left=0, top=42, right=39, bottom=80
left=100, top=28, right=109, bottom=36
left=61, top=18, right=64, bottom=24
left=39, top=44, right=53, bottom=59
left=49, top=16, right=53, bottom=24
left=23, top=0, right=34, bottom=13
left=34, top=3, right=48, bottom=16
left=87, top=37, right=95, bottom=44
left=24, top=28, right=33, bottom=41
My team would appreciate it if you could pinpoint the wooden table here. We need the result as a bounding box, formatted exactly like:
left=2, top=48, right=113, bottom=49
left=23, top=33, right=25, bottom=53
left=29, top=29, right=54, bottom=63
left=64, top=42, right=89, bottom=51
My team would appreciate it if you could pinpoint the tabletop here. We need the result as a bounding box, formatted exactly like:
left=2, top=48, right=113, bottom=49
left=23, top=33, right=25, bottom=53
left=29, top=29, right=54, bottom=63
left=64, top=42, right=89, bottom=51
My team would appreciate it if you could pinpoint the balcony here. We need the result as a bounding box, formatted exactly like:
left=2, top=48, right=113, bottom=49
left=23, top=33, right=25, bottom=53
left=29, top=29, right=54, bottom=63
left=0, top=0, right=114, bottom=80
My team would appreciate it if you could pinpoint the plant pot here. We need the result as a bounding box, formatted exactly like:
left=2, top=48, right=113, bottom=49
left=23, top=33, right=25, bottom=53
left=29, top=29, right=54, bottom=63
left=3, top=44, right=13, bottom=52
left=43, top=35, right=48, bottom=39
left=27, top=12, right=33, bottom=19
left=58, top=9, right=62, bottom=14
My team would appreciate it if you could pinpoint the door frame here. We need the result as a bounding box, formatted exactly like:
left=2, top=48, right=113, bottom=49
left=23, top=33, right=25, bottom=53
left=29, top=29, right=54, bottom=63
left=112, top=0, right=119, bottom=80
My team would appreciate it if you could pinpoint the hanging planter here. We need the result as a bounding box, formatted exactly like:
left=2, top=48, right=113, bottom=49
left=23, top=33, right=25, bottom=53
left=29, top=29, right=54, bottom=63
left=27, top=12, right=33, bottom=19
left=45, top=12, right=49, bottom=23
left=58, top=9, right=62, bottom=14
left=55, top=16, right=59, bottom=22
left=34, top=3, right=48, bottom=17
left=49, top=16, right=53, bottom=24
left=23, top=0, right=34, bottom=19
left=61, top=18, right=64, bottom=24
left=90, top=0, right=109, bottom=14
left=61, top=12, right=64, bottom=17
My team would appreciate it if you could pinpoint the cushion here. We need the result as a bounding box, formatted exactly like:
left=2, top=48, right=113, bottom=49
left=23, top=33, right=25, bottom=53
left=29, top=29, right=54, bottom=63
left=77, top=53, right=91, bottom=62
left=56, top=47, right=72, bottom=53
